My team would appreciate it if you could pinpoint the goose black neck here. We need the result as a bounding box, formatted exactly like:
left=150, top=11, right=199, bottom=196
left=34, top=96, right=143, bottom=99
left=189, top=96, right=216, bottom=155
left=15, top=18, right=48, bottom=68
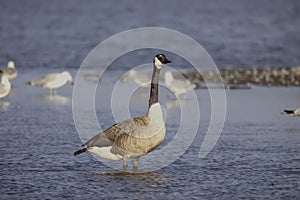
left=148, top=65, right=161, bottom=108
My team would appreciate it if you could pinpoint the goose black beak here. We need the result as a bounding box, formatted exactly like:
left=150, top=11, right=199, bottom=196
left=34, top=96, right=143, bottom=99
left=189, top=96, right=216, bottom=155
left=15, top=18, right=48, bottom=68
left=163, top=59, right=171, bottom=64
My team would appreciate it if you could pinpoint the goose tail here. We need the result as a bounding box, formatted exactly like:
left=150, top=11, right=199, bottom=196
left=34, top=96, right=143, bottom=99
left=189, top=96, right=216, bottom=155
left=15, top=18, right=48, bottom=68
left=283, top=110, right=294, bottom=115
left=74, top=148, right=87, bottom=156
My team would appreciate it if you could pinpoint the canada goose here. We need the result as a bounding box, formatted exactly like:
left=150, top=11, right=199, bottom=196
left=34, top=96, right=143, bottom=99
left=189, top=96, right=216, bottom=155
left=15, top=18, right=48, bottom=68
left=0, top=61, right=17, bottom=81
left=74, top=54, right=171, bottom=171
left=26, top=71, right=73, bottom=95
left=282, top=108, right=300, bottom=116
left=164, top=71, right=196, bottom=97
left=0, top=75, right=11, bottom=99
left=121, top=69, right=151, bottom=88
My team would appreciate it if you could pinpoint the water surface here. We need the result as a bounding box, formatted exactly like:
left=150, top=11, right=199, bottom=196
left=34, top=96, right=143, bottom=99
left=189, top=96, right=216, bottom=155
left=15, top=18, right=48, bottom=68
left=0, top=70, right=299, bottom=199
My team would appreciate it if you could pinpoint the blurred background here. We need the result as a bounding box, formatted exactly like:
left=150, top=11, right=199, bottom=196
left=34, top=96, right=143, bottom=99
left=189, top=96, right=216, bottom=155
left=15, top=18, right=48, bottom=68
left=1, top=1, right=300, bottom=199
left=0, top=0, right=299, bottom=69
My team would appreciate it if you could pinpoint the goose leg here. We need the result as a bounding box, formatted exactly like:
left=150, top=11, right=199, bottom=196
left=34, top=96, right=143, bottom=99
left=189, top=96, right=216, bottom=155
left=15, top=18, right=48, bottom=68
left=123, top=156, right=129, bottom=171
left=133, top=157, right=140, bottom=172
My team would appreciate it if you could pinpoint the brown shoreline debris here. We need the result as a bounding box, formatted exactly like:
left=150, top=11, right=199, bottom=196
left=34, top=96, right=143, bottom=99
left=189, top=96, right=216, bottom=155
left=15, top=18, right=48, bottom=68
left=181, top=66, right=300, bottom=87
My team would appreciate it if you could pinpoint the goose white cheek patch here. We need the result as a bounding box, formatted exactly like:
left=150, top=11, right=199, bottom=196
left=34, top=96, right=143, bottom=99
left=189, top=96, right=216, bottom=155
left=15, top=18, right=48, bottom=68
left=154, top=57, right=163, bottom=69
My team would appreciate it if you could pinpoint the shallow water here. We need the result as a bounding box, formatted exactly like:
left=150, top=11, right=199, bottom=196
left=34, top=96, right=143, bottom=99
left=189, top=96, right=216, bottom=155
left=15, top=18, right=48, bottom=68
left=1, top=69, right=300, bottom=199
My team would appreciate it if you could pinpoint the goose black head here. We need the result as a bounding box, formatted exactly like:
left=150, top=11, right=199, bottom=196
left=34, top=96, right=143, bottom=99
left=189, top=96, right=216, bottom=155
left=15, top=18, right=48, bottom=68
left=154, top=54, right=171, bottom=69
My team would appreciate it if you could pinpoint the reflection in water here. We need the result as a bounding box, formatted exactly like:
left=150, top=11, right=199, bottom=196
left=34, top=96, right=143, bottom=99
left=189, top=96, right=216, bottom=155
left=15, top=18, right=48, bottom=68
left=40, top=95, right=70, bottom=105
left=0, top=101, right=10, bottom=110
left=86, top=171, right=169, bottom=194
left=92, top=170, right=167, bottom=185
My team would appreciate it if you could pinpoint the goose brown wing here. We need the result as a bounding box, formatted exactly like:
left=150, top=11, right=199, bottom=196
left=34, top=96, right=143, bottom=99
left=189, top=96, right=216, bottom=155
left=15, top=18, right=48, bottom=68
left=104, top=116, right=150, bottom=140
left=84, top=116, right=150, bottom=148
left=84, top=133, right=112, bottom=148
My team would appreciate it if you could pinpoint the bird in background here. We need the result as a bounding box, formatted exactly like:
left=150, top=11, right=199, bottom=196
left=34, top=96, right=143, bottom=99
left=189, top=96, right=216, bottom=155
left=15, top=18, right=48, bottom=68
left=121, top=69, right=151, bottom=88
left=0, top=61, right=18, bottom=82
left=26, top=71, right=73, bottom=95
left=282, top=107, right=300, bottom=116
left=74, top=54, right=171, bottom=172
left=164, top=71, right=196, bottom=97
left=0, top=74, right=11, bottom=99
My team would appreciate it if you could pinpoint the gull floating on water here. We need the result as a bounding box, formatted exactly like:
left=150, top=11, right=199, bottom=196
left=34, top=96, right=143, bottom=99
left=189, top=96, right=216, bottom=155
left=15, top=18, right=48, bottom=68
left=282, top=108, right=300, bottom=116
left=0, top=61, right=17, bottom=81
left=83, top=73, right=100, bottom=83
left=0, top=75, right=11, bottom=99
left=74, top=54, right=171, bottom=172
left=121, top=69, right=151, bottom=88
left=164, top=71, right=196, bottom=97
left=26, top=71, right=73, bottom=95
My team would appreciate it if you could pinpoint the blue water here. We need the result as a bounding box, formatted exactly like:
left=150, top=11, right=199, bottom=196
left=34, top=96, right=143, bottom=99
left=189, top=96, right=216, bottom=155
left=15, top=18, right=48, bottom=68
left=1, top=71, right=300, bottom=199
left=0, top=0, right=300, bottom=199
